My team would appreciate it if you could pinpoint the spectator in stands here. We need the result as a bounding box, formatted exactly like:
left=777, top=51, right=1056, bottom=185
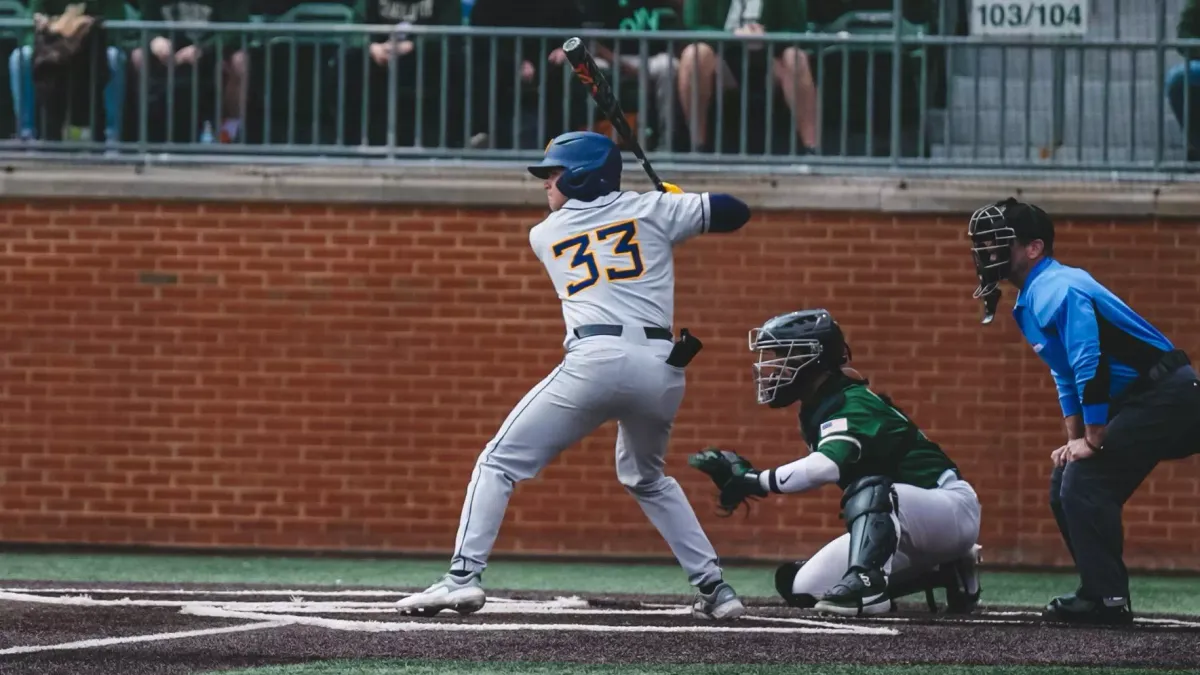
left=676, top=0, right=815, bottom=154
left=8, top=0, right=128, bottom=143
left=359, top=0, right=463, bottom=146
left=580, top=0, right=687, bottom=151
left=132, top=0, right=250, bottom=143
left=1166, top=0, right=1200, bottom=164
left=364, top=0, right=461, bottom=68
left=467, top=0, right=587, bottom=149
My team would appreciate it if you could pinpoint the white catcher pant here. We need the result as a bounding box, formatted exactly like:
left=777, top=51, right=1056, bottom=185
left=790, top=472, right=982, bottom=598
left=449, top=330, right=724, bottom=587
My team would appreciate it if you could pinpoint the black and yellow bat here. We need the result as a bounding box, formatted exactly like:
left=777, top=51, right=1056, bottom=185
left=561, top=36, right=674, bottom=194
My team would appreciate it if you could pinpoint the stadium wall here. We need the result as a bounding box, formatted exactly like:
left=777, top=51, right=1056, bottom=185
left=1, top=164, right=1198, bottom=570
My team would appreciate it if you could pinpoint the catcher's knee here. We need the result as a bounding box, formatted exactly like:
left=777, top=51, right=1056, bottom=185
left=842, top=475, right=896, bottom=513
left=841, top=475, right=899, bottom=570
left=774, top=560, right=817, bottom=608
left=842, top=476, right=898, bottom=527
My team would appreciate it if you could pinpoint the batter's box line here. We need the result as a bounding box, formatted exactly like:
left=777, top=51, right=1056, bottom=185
left=0, top=591, right=640, bottom=615
left=0, top=589, right=895, bottom=636
left=180, top=604, right=899, bottom=636
left=855, top=611, right=1200, bottom=630
left=0, top=621, right=289, bottom=657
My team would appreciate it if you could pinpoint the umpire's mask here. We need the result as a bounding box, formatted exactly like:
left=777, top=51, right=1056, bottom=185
left=967, top=199, right=1019, bottom=299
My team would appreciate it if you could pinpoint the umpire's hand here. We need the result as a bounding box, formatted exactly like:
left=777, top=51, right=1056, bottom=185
left=1051, top=444, right=1068, bottom=467
left=1052, top=438, right=1097, bottom=466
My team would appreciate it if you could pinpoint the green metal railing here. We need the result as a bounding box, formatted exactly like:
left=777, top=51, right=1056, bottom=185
left=0, top=0, right=1195, bottom=178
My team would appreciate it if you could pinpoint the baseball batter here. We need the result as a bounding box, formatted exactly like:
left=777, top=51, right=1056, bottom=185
left=690, top=309, right=983, bottom=616
left=397, top=131, right=753, bottom=620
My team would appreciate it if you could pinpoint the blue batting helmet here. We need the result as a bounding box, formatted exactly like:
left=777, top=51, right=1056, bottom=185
left=527, top=131, right=622, bottom=202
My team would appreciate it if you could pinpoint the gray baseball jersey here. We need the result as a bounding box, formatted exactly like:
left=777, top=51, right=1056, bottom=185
left=446, top=189, right=725, bottom=589
left=528, top=190, right=711, bottom=344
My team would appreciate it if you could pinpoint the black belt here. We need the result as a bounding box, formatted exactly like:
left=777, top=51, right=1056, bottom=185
left=1146, top=349, right=1190, bottom=383
left=1114, top=349, right=1190, bottom=407
left=573, top=324, right=673, bottom=341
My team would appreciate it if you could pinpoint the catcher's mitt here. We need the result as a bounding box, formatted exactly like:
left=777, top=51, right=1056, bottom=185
left=688, top=447, right=769, bottom=517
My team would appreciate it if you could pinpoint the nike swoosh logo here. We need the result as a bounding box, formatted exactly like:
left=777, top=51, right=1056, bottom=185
left=779, top=473, right=791, bottom=485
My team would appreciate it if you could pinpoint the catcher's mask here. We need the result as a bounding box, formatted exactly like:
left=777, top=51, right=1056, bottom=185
left=749, top=309, right=848, bottom=408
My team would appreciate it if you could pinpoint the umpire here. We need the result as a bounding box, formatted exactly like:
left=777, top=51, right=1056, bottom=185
left=967, top=197, right=1200, bottom=625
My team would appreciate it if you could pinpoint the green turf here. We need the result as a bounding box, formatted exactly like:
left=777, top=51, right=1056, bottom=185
left=1, top=551, right=1198, bottom=615
left=209, top=660, right=1195, bottom=675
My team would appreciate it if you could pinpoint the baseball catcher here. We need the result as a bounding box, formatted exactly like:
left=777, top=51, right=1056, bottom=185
left=689, top=309, right=983, bottom=617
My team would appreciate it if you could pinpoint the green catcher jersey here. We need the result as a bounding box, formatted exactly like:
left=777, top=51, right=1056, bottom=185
left=798, top=374, right=959, bottom=490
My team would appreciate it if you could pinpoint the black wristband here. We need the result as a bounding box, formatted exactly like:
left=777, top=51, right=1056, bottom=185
left=767, top=469, right=780, bottom=494
left=1086, top=439, right=1102, bottom=453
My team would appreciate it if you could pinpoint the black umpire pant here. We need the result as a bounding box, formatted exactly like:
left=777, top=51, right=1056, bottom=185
left=1049, top=351, right=1200, bottom=602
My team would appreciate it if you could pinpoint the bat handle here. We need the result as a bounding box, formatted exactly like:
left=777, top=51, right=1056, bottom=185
left=563, top=37, right=582, bottom=53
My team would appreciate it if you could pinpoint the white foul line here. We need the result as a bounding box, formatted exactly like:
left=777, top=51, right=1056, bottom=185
left=0, top=621, right=289, bottom=656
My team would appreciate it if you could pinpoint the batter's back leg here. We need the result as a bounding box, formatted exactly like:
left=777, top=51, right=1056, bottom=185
left=397, top=362, right=613, bottom=617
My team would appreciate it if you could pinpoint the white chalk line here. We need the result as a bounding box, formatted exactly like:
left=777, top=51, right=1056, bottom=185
left=0, top=621, right=289, bottom=656
left=739, top=614, right=896, bottom=631
left=179, top=604, right=896, bottom=635
left=0, top=587, right=421, bottom=598
left=864, top=611, right=1200, bottom=630
left=0, top=588, right=894, bottom=642
left=0, top=587, right=549, bottom=602
left=0, top=593, right=696, bottom=617
left=0, top=591, right=592, bottom=612
left=2, top=587, right=1195, bottom=630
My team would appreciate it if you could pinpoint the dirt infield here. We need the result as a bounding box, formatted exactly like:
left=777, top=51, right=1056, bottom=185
left=1, top=582, right=1199, bottom=674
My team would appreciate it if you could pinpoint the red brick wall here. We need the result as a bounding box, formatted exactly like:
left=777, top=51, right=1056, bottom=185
left=1, top=199, right=1198, bottom=570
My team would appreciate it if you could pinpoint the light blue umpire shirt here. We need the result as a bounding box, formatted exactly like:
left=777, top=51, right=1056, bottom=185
left=1013, top=257, right=1175, bottom=426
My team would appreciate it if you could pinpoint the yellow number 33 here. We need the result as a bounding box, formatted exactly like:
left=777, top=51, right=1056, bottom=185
left=552, top=220, right=645, bottom=296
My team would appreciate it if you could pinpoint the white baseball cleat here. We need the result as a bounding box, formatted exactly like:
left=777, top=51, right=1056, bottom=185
left=396, top=572, right=486, bottom=617
left=692, top=581, right=745, bottom=620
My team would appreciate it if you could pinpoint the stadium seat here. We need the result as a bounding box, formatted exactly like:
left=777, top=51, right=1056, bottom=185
left=0, top=0, right=29, bottom=29
left=244, top=2, right=364, bottom=146
left=265, top=2, right=361, bottom=47
left=811, top=9, right=931, bottom=157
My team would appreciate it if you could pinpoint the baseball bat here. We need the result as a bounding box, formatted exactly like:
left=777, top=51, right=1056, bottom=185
left=561, top=36, right=668, bottom=193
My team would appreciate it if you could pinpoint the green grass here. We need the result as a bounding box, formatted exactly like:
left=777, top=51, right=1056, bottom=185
left=1, top=551, right=1198, bottom=615
left=210, top=661, right=1197, bottom=675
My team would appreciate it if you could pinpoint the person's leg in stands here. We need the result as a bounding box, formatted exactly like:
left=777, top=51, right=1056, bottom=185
left=9, top=45, right=35, bottom=139
left=104, top=46, right=127, bottom=143
left=220, top=49, right=248, bottom=142
left=676, top=41, right=723, bottom=150
left=774, top=46, right=817, bottom=152
left=676, top=43, right=739, bottom=151
left=1165, top=60, right=1200, bottom=160
left=641, top=52, right=678, bottom=150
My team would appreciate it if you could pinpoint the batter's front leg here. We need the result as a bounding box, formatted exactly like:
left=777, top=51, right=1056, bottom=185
left=613, top=413, right=744, bottom=621
left=613, top=416, right=723, bottom=588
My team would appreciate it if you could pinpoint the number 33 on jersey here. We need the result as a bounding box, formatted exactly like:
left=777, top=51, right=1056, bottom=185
left=551, top=219, right=644, bottom=296
left=529, top=190, right=713, bottom=335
